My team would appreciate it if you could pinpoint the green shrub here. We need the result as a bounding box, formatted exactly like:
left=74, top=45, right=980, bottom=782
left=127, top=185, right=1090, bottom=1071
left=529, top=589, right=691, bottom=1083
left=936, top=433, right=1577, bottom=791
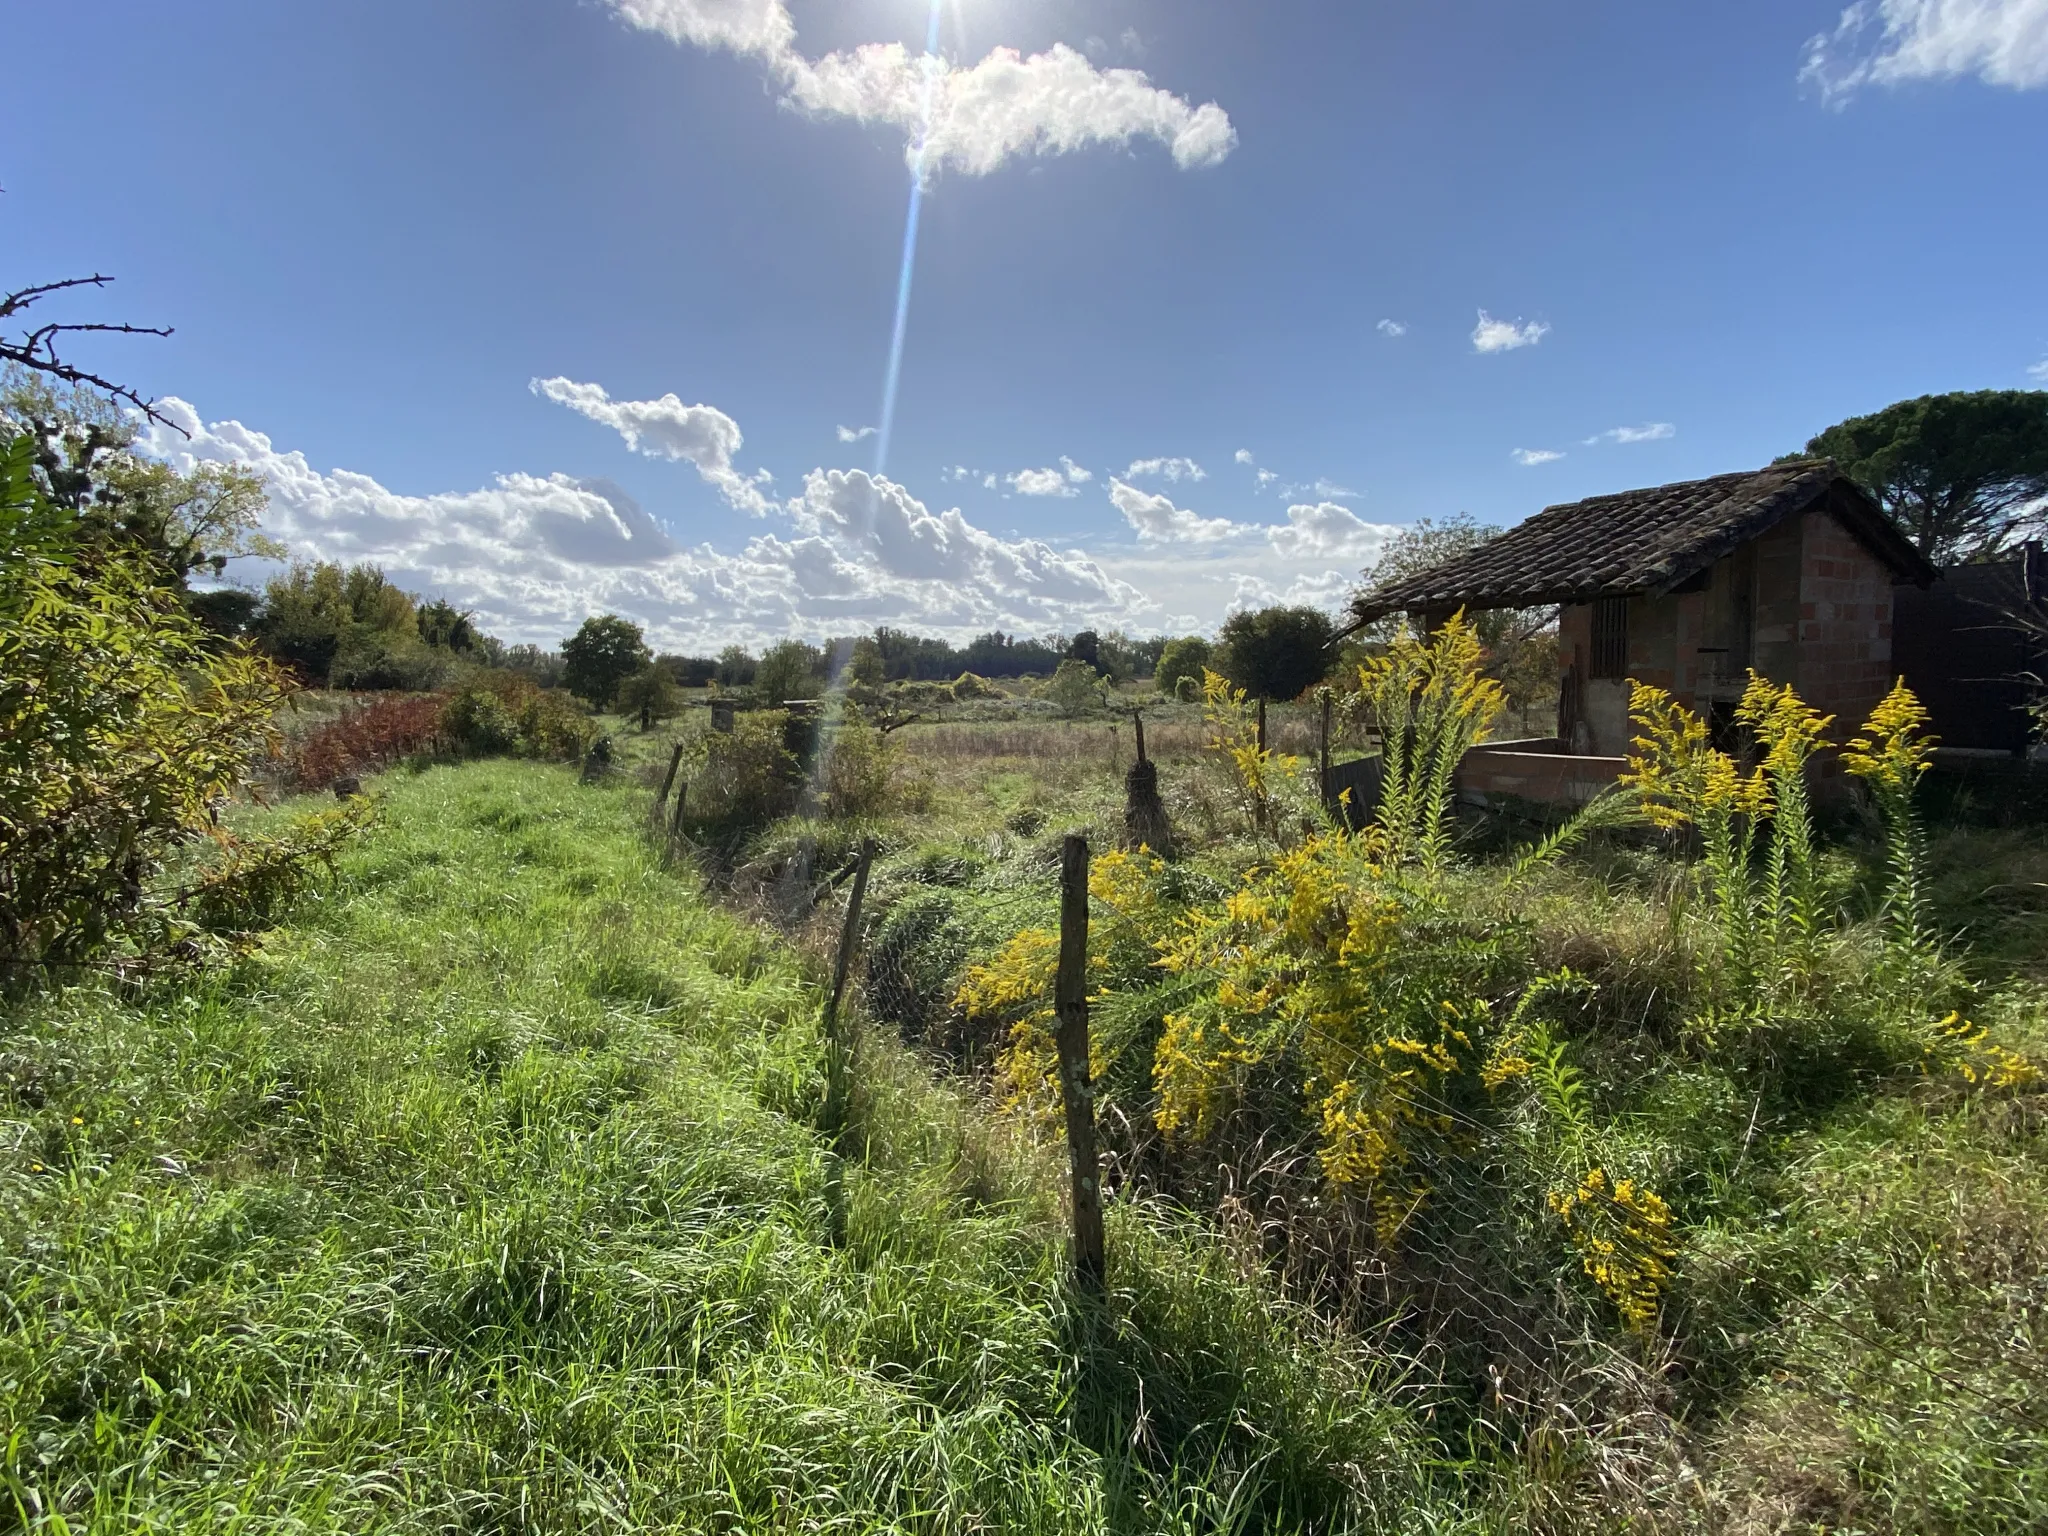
left=1046, top=658, right=1107, bottom=716
left=444, top=674, right=595, bottom=762
left=616, top=663, right=683, bottom=725
left=0, top=437, right=350, bottom=982
left=1155, top=634, right=1213, bottom=696
left=950, top=671, right=998, bottom=701
left=685, top=712, right=800, bottom=831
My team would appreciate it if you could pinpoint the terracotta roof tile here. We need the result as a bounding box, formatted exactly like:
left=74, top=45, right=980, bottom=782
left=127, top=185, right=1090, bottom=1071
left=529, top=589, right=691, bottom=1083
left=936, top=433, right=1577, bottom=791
left=1350, top=460, right=1933, bottom=625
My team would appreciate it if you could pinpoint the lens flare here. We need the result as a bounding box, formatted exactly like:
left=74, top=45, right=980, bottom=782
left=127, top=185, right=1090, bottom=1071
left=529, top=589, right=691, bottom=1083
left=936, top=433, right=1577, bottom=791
left=871, top=0, right=946, bottom=478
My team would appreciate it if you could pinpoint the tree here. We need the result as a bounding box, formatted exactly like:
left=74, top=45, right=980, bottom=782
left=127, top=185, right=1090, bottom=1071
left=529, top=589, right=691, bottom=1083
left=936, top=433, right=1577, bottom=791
left=1155, top=635, right=1213, bottom=696
left=562, top=614, right=651, bottom=708
left=756, top=639, right=824, bottom=702
left=1216, top=606, right=1337, bottom=701
left=615, top=664, right=682, bottom=727
left=1801, top=391, right=2048, bottom=566
left=256, top=562, right=442, bottom=688
left=1046, top=658, right=1108, bottom=716
left=1, top=368, right=281, bottom=583
left=1067, top=630, right=1102, bottom=670
left=716, top=644, right=757, bottom=688
left=844, top=636, right=887, bottom=703
left=415, top=599, right=481, bottom=653
left=1350, top=514, right=1548, bottom=647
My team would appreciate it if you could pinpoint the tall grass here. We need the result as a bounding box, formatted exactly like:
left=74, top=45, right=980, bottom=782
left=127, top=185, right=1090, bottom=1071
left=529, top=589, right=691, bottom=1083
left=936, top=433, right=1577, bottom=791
left=0, top=760, right=1452, bottom=1533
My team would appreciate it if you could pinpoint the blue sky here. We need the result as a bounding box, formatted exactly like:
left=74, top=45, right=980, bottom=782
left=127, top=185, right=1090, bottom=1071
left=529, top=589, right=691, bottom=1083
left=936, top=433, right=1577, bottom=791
left=5, top=0, right=2047, bottom=648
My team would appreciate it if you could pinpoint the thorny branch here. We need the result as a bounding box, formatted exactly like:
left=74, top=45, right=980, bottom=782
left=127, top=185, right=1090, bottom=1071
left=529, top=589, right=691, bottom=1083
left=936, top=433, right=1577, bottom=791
left=1, top=273, right=183, bottom=433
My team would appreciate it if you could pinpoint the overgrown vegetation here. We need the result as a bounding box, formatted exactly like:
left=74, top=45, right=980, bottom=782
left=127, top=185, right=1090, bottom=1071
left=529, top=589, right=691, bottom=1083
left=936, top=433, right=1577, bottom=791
left=0, top=436, right=367, bottom=988
left=0, top=763, right=1459, bottom=1533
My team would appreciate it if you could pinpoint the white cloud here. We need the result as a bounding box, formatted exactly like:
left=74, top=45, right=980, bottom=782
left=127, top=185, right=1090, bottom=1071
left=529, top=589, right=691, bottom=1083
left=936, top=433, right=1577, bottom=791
left=138, top=398, right=1146, bottom=649
left=982, top=472, right=998, bottom=490
left=1513, top=448, right=1566, bottom=466
left=1472, top=312, right=1550, bottom=354
left=1107, top=478, right=1242, bottom=543
left=532, top=376, right=775, bottom=515
left=2030, top=357, right=2048, bottom=380
left=1803, top=0, right=2048, bottom=102
left=1234, top=448, right=1256, bottom=466
left=1267, top=502, right=1396, bottom=561
left=1060, top=455, right=1093, bottom=484
left=836, top=424, right=877, bottom=442
left=1279, top=477, right=1357, bottom=502
left=1256, top=469, right=1279, bottom=489
left=1586, top=422, right=1676, bottom=445
left=603, top=1, right=1237, bottom=179
left=1009, top=465, right=1080, bottom=497
left=1124, top=455, right=1207, bottom=482
left=1376, top=318, right=1407, bottom=337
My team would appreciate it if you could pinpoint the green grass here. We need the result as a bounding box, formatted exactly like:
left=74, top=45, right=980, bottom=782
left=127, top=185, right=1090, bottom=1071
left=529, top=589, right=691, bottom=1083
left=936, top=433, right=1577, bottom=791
left=0, top=760, right=1451, bottom=1534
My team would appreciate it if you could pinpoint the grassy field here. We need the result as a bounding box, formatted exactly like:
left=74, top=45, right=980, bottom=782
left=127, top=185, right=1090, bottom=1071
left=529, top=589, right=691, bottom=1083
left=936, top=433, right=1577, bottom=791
left=9, top=693, right=2048, bottom=1533
left=590, top=691, right=2048, bottom=1535
left=0, top=759, right=1452, bottom=1534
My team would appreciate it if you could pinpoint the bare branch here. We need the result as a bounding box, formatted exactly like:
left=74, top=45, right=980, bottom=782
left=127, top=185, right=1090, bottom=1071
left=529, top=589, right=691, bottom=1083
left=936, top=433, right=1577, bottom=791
left=1, top=273, right=182, bottom=433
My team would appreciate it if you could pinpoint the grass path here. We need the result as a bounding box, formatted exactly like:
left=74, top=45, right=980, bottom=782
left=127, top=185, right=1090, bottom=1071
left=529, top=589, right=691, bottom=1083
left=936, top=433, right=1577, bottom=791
left=1, top=762, right=1442, bottom=1534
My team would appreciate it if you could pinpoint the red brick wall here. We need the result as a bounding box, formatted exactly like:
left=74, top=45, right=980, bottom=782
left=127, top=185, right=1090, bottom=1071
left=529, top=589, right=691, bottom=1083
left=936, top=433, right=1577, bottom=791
left=1791, top=509, right=1896, bottom=733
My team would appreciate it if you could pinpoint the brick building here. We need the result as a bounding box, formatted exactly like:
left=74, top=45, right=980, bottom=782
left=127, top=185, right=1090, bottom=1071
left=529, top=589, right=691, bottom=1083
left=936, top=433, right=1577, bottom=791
left=1349, top=460, right=1936, bottom=806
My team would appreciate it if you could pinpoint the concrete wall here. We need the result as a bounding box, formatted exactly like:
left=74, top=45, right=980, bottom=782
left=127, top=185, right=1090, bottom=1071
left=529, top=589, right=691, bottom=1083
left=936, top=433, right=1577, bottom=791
left=1458, top=746, right=1625, bottom=807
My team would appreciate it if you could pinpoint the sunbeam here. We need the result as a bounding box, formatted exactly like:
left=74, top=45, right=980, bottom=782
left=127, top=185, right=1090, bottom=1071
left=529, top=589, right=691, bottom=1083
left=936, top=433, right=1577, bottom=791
left=871, top=0, right=947, bottom=478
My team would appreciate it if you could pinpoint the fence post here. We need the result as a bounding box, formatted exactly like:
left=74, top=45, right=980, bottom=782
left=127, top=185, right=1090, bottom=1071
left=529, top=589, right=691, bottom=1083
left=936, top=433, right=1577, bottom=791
left=1319, top=689, right=1333, bottom=802
left=1055, top=834, right=1107, bottom=1292
left=665, top=781, right=688, bottom=858
left=821, top=837, right=875, bottom=1144
left=653, top=742, right=685, bottom=824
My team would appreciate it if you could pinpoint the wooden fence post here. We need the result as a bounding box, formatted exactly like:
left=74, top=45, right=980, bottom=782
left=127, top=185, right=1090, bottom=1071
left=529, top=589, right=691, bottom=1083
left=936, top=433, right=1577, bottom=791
left=821, top=837, right=875, bottom=1143
left=665, top=781, right=688, bottom=857
left=653, top=742, right=685, bottom=824
left=1319, top=689, right=1333, bottom=802
left=1055, top=834, right=1107, bottom=1291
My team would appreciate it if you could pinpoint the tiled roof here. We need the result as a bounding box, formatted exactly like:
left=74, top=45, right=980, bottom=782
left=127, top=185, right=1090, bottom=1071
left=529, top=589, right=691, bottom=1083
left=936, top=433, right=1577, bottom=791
left=1350, top=460, right=1935, bottom=625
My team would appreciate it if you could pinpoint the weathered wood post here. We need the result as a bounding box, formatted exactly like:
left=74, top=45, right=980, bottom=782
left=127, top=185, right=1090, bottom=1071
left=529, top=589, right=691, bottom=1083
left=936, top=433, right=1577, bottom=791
left=665, top=780, right=689, bottom=857
left=1319, top=689, right=1333, bottom=802
left=1256, top=696, right=1268, bottom=757
left=821, top=837, right=875, bottom=1143
left=1055, top=834, right=1107, bottom=1291
left=653, top=741, right=685, bottom=825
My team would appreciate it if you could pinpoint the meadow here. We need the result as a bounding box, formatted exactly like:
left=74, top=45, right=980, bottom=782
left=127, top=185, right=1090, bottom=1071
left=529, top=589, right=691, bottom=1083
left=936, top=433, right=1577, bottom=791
left=5, top=662, right=2048, bottom=1534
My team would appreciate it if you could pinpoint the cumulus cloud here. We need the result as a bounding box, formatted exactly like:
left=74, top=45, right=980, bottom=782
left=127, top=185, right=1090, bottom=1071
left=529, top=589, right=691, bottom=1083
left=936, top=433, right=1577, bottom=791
left=532, top=376, right=775, bottom=515
left=138, top=398, right=1144, bottom=649
left=1266, top=502, right=1396, bottom=561
left=1513, top=448, right=1566, bottom=466
left=1586, top=422, right=1676, bottom=445
left=1060, top=455, right=1093, bottom=484
left=1802, top=0, right=2048, bottom=102
left=1234, top=448, right=1255, bottom=466
left=1473, top=312, right=1550, bottom=354
left=2030, top=357, right=2048, bottom=380
left=1107, top=478, right=1242, bottom=543
left=1124, top=455, right=1206, bottom=482
left=1376, top=318, right=1407, bottom=337
left=1009, top=465, right=1080, bottom=497
left=836, top=424, right=877, bottom=442
left=603, top=0, right=1236, bottom=178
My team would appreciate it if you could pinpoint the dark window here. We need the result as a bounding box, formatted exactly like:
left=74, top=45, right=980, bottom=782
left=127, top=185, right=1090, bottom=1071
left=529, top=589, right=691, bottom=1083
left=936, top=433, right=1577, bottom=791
left=1590, top=597, right=1629, bottom=679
